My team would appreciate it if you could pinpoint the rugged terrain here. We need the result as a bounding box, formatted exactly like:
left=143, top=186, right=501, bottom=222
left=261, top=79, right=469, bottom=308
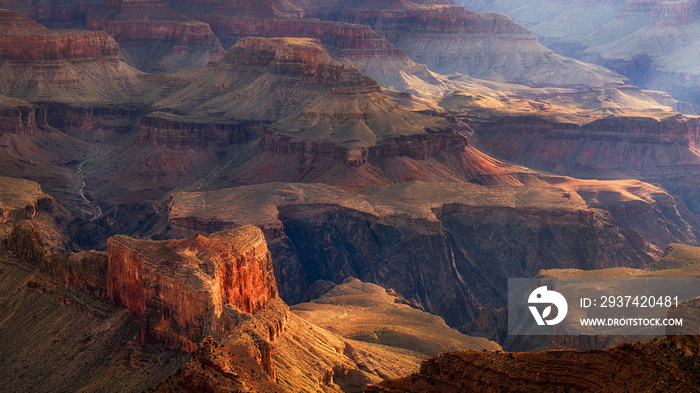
left=366, top=335, right=700, bottom=392
left=0, top=215, right=498, bottom=392
left=460, top=0, right=700, bottom=111
left=1, top=1, right=700, bottom=391
left=164, top=178, right=694, bottom=340
left=86, top=0, right=224, bottom=73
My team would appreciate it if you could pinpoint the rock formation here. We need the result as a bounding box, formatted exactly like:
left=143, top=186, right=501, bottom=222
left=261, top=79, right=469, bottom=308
left=468, top=113, right=700, bottom=215
left=106, top=226, right=278, bottom=351
left=0, top=95, right=49, bottom=135
left=303, top=2, right=625, bottom=87
left=366, top=335, right=700, bottom=392
left=463, top=0, right=700, bottom=111
left=166, top=180, right=665, bottom=333
left=86, top=0, right=224, bottom=73
left=135, top=112, right=259, bottom=148
left=0, top=8, right=146, bottom=105
left=0, top=248, right=189, bottom=393
left=0, top=177, right=54, bottom=227
left=291, top=278, right=501, bottom=357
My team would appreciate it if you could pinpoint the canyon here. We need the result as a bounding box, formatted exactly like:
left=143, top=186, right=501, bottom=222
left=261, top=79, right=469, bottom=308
left=0, top=216, right=499, bottom=392
left=85, top=0, right=224, bottom=73
left=0, top=1, right=699, bottom=391
left=460, top=0, right=700, bottom=111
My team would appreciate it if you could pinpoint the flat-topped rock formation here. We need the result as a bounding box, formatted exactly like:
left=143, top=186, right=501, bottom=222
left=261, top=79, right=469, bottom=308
left=292, top=278, right=501, bottom=356
left=0, top=9, right=146, bottom=105
left=106, top=226, right=278, bottom=351
left=166, top=179, right=680, bottom=331
left=86, top=0, right=224, bottom=73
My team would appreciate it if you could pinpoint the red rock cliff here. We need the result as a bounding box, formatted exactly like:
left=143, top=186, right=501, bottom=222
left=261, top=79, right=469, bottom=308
left=0, top=98, right=49, bottom=134
left=135, top=114, right=265, bottom=148
left=0, top=9, right=121, bottom=62
left=106, top=226, right=278, bottom=351
left=649, top=0, right=698, bottom=26
left=86, top=0, right=220, bottom=44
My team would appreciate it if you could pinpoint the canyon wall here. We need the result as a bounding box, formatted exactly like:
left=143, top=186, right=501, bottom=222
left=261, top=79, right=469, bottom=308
left=106, top=226, right=278, bottom=351
left=85, top=0, right=224, bottom=73
left=471, top=114, right=700, bottom=214
left=0, top=98, right=49, bottom=135
left=366, top=335, right=700, bottom=392
left=135, top=114, right=265, bottom=148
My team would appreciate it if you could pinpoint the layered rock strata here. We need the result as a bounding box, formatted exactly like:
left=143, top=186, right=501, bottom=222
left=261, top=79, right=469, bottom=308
left=366, top=335, right=700, bottom=392
left=136, top=113, right=265, bottom=148
left=0, top=177, right=54, bottom=227
left=0, top=9, right=145, bottom=105
left=304, top=3, right=625, bottom=87
left=469, top=113, right=700, bottom=214
left=0, top=96, right=49, bottom=135
left=166, top=180, right=665, bottom=332
left=86, top=0, right=224, bottom=73
left=106, top=226, right=278, bottom=351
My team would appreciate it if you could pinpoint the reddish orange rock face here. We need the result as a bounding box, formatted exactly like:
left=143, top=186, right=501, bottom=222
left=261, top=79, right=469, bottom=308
left=106, top=226, right=278, bottom=351
left=0, top=9, right=120, bottom=62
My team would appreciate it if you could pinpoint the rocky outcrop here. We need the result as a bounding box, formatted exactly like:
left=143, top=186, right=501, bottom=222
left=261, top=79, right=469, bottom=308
left=85, top=0, right=224, bottom=73
left=304, top=3, right=625, bottom=87
left=366, top=336, right=700, bottom=392
left=42, top=251, right=108, bottom=299
left=260, top=129, right=467, bottom=166
left=40, top=102, right=146, bottom=141
left=165, top=1, right=473, bottom=96
left=219, top=36, right=380, bottom=92
left=2, top=219, right=108, bottom=298
left=165, top=181, right=660, bottom=333
left=0, top=248, right=190, bottom=393
left=0, top=99, right=49, bottom=135
left=135, top=113, right=265, bottom=148
left=0, top=9, right=120, bottom=61
left=0, top=178, right=54, bottom=227
left=0, top=9, right=146, bottom=106
left=649, top=0, right=698, bottom=26
left=1, top=220, right=49, bottom=264
left=470, top=113, right=700, bottom=214
left=153, top=37, right=452, bottom=149
left=106, top=226, right=279, bottom=351
left=176, top=12, right=405, bottom=56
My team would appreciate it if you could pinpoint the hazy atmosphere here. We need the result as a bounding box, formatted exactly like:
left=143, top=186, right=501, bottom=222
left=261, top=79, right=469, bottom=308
left=1, top=1, right=700, bottom=391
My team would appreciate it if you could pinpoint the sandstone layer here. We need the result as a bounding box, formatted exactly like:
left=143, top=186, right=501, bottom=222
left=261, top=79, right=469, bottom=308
left=0, top=95, right=49, bottom=134
left=0, top=177, right=53, bottom=226
left=0, top=249, right=190, bottom=393
left=467, top=113, right=700, bottom=214
left=0, top=8, right=146, bottom=105
left=106, top=226, right=278, bottom=351
left=166, top=179, right=669, bottom=336
left=86, top=0, right=224, bottom=73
